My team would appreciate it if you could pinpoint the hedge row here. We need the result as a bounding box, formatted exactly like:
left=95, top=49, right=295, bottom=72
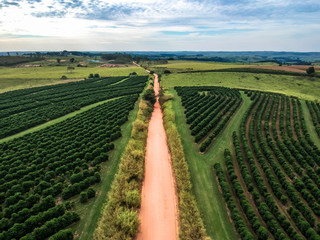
left=162, top=97, right=207, bottom=240
left=94, top=85, right=154, bottom=239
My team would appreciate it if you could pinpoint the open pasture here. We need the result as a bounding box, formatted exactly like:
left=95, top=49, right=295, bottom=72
left=0, top=66, right=147, bottom=93
left=162, top=72, right=320, bottom=101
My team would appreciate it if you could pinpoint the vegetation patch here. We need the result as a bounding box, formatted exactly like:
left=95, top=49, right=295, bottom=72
left=0, top=76, right=147, bottom=139
left=162, top=72, right=320, bottom=101
left=175, top=86, right=242, bottom=152
left=161, top=95, right=207, bottom=240
left=215, top=91, right=320, bottom=239
left=94, top=85, right=154, bottom=239
left=0, top=95, right=140, bottom=239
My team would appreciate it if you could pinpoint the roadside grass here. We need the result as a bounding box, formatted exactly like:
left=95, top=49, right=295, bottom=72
left=0, top=66, right=147, bottom=92
left=168, top=88, right=252, bottom=240
left=301, top=100, right=320, bottom=149
left=162, top=72, right=320, bottom=101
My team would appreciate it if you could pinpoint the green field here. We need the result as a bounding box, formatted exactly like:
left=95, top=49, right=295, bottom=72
left=160, top=61, right=320, bottom=239
left=168, top=89, right=251, bottom=240
left=70, top=95, right=142, bottom=240
left=153, top=60, right=250, bottom=71
left=162, top=72, right=320, bottom=101
left=0, top=66, right=147, bottom=93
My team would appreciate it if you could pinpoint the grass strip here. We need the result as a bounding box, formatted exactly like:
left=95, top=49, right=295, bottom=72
left=94, top=85, right=154, bottom=239
left=161, top=95, right=207, bottom=240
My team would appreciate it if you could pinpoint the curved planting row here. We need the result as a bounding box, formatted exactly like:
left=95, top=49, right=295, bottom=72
left=306, top=101, right=320, bottom=138
left=0, top=94, right=141, bottom=240
left=215, top=91, right=320, bottom=240
left=0, top=76, right=148, bottom=139
left=175, top=86, right=242, bottom=152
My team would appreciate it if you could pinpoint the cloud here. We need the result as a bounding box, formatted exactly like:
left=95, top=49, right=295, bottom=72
left=0, top=0, right=319, bottom=51
left=2, top=0, right=20, bottom=7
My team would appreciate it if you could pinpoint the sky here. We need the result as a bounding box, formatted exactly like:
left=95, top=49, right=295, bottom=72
left=0, top=0, right=319, bottom=51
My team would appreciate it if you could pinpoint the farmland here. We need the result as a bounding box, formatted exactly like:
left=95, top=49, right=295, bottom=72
left=0, top=75, right=148, bottom=239
left=0, top=55, right=147, bottom=93
left=156, top=61, right=320, bottom=240
left=162, top=72, right=320, bottom=101
left=0, top=57, right=319, bottom=240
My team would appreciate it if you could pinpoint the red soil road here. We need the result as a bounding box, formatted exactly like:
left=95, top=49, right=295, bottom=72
left=136, top=74, right=179, bottom=240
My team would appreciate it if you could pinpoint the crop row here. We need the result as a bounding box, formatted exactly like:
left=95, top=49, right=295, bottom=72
left=175, top=86, right=242, bottom=151
left=0, top=94, right=140, bottom=240
left=0, top=76, right=148, bottom=138
left=306, top=101, right=320, bottom=137
left=215, top=91, right=320, bottom=240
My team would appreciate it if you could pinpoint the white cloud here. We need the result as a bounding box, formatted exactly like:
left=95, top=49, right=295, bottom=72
left=0, top=0, right=319, bottom=50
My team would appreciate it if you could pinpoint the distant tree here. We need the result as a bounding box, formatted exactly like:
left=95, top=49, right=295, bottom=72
left=164, top=69, right=171, bottom=74
left=306, top=66, right=315, bottom=75
left=70, top=58, right=75, bottom=63
left=57, top=58, right=61, bottom=64
left=94, top=73, right=100, bottom=78
left=67, top=66, right=75, bottom=72
left=143, top=88, right=156, bottom=105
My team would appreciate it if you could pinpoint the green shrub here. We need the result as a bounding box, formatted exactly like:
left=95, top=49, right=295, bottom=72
left=87, top=187, right=95, bottom=199
left=80, top=192, right=88, bottom=203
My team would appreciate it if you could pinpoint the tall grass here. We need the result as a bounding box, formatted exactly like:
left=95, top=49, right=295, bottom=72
left=94, top=91, right=153, bottom=239
left=161, top=96, right=207, bottom=240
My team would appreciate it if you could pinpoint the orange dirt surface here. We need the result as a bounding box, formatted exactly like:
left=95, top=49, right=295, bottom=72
left=242, top=65, right=320, bottom=73
left=136, top=74, right=179, bottom=240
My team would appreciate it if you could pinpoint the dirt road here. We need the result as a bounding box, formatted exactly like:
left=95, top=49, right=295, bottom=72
left=136, top=74, right=179, bottom=240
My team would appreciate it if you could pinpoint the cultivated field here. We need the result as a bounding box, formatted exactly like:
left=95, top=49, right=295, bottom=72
left=0, top=58, right=319, bottom=240
left=158, top=61, right=320, bottom=240
left=0, top=75, right=148, bottom=239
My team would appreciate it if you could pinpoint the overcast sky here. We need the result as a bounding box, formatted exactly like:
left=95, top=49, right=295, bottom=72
left=0, top=0, right=319, bottom=51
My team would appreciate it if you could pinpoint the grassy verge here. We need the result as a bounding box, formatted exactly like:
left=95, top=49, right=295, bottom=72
left=162, top=72, right=320, bottom=101
left=94, top=85, right=154, bottom=239
left=168, top=88, right=251, bottom=240
left=0, top=97, right=122, bottom=144
left=161, top=96, right=207, bottom=240
left=301, top=100, right=320, bottom=149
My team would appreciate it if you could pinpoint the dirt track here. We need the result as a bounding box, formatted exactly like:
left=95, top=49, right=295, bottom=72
left=136, top=74, right=179, bottom=240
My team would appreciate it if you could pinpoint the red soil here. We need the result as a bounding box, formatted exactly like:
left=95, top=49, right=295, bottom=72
left=136, top=74, right=179, bottom=240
